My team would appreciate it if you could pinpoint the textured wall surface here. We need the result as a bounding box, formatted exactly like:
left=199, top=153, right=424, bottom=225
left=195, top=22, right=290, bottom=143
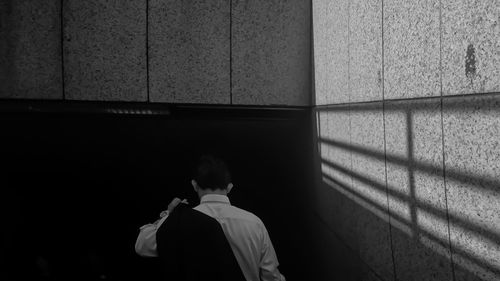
left=63, top=0, right=147, bottom=101
left=317, top=109, right=356, bottom=242
left=1, top=0, right=309, bottom=105
left=443, top=94, right=500, bottom=281
left=349, top=0, right=382, bottom=102
left=0, top=0, right=62, bottom=99
left=350, top=103, right=394, bottom=281
left=384, top=0, right=441, bottom=99
left=312, top=0, right=349, bottom=105
left=312, top=0, right=500, bottom=280
left=232, top=0, right=310, bottom=106
left=149, top=0, right=230, bottom=104
left=384, top=99, right=454, bottom=281
left=442, top=0, right=500, bottom=96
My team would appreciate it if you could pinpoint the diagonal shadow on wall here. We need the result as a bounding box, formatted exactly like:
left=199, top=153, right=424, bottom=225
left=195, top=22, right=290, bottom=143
left=313, top=96, right=500, bottom=281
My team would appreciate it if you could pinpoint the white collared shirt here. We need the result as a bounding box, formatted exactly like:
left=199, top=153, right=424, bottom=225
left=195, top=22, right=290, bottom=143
left=135, top=194, right=285, bottom=281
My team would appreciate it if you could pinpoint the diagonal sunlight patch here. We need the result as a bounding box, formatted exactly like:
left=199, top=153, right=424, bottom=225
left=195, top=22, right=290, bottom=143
left=322, top=174, right=413, bottom=236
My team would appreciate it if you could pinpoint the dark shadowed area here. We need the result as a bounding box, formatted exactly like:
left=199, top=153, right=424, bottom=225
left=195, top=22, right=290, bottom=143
left=1, top=104, right=316, bottom=281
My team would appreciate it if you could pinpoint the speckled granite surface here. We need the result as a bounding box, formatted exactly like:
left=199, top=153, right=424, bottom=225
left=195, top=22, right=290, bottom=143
left=0, top=0, right=62, bottom=99
left=349, top=0, right=383, bottom=102
left=317, top=108, right=358, bottom=248
left=384, top=99, right=453, bottom=281
left=232, top=0, right=310, bottom=106
left=383, top=0, right=441, bottom=99
left=312, top=0, right=349, bottom=105
left=442, top=0, right=500, bottom=96
left=349, top=102, right=394, bottom=281
left=63, top=0, right=147, bottom=101
left=318, top=109, right=352, bottom=195
left=149, top=0, right=230, bottom=104
left=443, top=94, right=500, bottom=281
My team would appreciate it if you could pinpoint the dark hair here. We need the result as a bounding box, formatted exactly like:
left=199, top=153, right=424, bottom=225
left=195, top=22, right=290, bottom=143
left=194, top=155, right=231, bottom=191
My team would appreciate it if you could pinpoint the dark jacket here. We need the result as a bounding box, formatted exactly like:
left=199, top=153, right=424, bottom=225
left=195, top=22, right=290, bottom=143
left=156, top=204, right=246, bottom=281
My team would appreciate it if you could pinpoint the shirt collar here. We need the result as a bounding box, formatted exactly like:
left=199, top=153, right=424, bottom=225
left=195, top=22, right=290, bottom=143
left=200, top=194, right=231, bottom=205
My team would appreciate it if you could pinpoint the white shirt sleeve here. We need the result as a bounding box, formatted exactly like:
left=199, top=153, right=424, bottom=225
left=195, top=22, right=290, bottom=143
left=134, top=212, right=169, bottom=257
left=259, top=224, right=286, bottom=281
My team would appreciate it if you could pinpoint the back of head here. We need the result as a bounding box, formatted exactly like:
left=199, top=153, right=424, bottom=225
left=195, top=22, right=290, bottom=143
left=194, top=155, right=231, bottom=191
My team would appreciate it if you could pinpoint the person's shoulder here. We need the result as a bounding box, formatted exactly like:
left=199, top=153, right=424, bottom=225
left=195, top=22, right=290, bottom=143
left=228, top=205, right=264, bottom=225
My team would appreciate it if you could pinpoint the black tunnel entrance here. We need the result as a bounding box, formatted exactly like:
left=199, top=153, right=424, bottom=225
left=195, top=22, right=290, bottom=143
left=1, top=102, right=314, bottom=281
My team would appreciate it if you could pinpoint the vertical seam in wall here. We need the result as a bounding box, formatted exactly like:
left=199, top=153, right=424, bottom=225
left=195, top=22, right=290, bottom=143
left=438, top=0, right=457, bottom=280
left=381, top=0, right=397, bottom=280
left=347, top=0, right=351, bottom=104
left=310, top=0, right=315, bottom=107
left=146, top=0, right=150, bottom=102
left=347, top=0, right=353, bottom=237
left=347, top=0, right=353, bottom=239
left=317, top=109, right=322, bottom=162
left=346, top=0, right=355, bottom=262
left=229, top=0, right=233, bottom=105
left=60, top=0, right=65, bottom=100
left=383, top=100, right=397, bottom=281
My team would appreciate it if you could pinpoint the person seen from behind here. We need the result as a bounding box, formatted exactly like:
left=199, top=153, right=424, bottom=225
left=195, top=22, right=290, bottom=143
left=135, top=154, right=286, bottom=281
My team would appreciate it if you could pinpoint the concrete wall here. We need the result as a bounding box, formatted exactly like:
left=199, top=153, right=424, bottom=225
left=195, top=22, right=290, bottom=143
left=0, top=0, right=62, bottom=99
left=312, top=1, right=500, bottom=281
left=0, top=0, right=310, bottom=106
